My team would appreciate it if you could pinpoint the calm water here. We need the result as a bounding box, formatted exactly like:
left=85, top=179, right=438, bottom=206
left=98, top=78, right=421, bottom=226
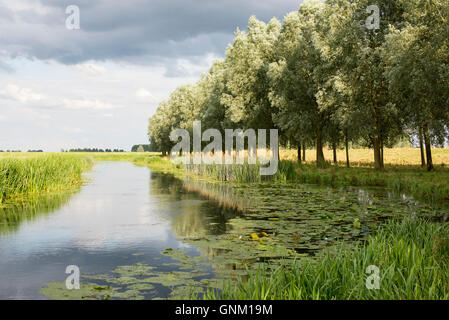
left=1, top=161, right=445, bottom=300
left=0, top=162, right=238, bottom=299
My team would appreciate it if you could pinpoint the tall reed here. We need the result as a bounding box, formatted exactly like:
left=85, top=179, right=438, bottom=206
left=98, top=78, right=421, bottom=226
left=0, top=154, right=92, bottom=203
left=204, top=218, right=449, bottom=300
left=184, top=161, right=297, bottom=183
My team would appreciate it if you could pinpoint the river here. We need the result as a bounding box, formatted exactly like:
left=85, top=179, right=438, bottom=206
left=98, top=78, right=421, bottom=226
left=0, top=162, right=239, bottom=299
left=0, top=161, right=444, bottom=300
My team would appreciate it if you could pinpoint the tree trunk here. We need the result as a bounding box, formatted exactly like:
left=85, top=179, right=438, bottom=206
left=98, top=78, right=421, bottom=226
left=345, top=131, right=350, bottom=168
left=423, top=123, right=434, bottom=171
left=302, top=143, right=306, bottom=162
left=316, top=128, right=325, bottom=168
left=332, top=142, right=337, bottom=164
left=371, top=105, right=383, bottom=170
left=419, top=127, right=426, bottom=167
left=373, top=135, right=383, bottom=170
left=297, top=143, right=302, bottom=164
left=162, top=151, right=167, bottom=157
left=380, top=139, right=384, bottom=168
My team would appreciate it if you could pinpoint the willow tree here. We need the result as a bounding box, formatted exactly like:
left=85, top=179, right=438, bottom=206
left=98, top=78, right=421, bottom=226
left=201, top=61, right=232, bottom=134
left=268, top=1, right=332, bottom=167
left=148, top=102, right=175, bottom=155
left=221, top=16, right=282, bottom=133
left=383, top=0, right=449, bottom=171
left=148, top=84, right=205, bottom=154
left=324, top=0, right=406, bottom=169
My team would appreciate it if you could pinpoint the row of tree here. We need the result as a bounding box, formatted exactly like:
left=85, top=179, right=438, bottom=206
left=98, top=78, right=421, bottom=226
left=66, top=148, right=125, bottom=153
left=131, top=144, right=152, bottom=152
left=148, top=0, right=449, bottom=171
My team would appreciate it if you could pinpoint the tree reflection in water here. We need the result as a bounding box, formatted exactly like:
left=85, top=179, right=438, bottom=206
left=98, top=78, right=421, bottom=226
left=0, top=191, right=77, bottom=235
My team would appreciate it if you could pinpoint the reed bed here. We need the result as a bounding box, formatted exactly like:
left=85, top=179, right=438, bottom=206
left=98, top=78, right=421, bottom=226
left=0, top=154, right=92, bottom=203
left=181, top=158, right=449, bottom=204
left=127, top=151, right=449, bottom=204
left=204, top=218, right=449, bottom=300
left=183, top=161, right=296, bottom=183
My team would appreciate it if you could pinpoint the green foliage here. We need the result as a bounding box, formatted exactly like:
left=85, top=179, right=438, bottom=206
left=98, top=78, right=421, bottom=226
left=383, top=0, right=449, bottom=148
left=131, top=144, right=151, bottom=152
left=204, top=218, right=449, bottom=300
left=269, top=1, right=331, bottom=165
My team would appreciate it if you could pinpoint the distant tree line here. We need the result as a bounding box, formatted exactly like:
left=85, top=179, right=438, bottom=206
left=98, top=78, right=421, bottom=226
left=66, top=148, right=125, bottom=153
left=131, top=144, right=152, bottom=152
left=0, top=150, right=23, bottom=153
left=148, top=0, right=448, bottom=171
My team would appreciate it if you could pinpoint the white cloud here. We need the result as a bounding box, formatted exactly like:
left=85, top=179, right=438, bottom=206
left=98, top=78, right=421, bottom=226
left=136, top=88, right=159, bottom=103
left=72, top=63, right=107, bottom=76
left=0, top=84, right=121, bottom=112
left=63, top=98, right=121, bottom=110
left=0, top=58, right=203, bottom=151
left=62, top=127, right=86, bottom=134
left=0, top=84, right=46, bottom=103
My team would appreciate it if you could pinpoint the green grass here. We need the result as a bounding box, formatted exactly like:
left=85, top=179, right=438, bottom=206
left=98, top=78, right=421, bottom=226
left=204, top=218, right=449, bottom=300
left=133, top=155, right=181, bottom=173
left=0, top=154, right=92, bottom=203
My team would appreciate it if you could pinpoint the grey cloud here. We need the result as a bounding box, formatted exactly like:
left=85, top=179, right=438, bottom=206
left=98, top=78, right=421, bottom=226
left=0, top=0, right=301, bottom=68
left=0, top=60, right=14, bottom=73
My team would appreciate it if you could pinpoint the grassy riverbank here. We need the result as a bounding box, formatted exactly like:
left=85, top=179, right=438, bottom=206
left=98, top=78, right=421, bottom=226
left=0, top=154, right=92, bottom=203
left=120, top=148, right=449, bottom=204
left=205, top=218, right=449, bottom=300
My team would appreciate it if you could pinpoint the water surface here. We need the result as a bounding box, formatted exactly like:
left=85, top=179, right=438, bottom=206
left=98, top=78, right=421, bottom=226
left=0, top=162, right=238, bottom=299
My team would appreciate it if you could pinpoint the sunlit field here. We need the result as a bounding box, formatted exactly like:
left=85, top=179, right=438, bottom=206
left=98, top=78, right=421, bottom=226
left=280, top=147, right=449, bottom=167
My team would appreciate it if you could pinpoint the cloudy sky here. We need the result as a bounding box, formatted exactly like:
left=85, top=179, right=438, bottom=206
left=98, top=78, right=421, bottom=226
left=0, top=0, right=302, bottom=151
